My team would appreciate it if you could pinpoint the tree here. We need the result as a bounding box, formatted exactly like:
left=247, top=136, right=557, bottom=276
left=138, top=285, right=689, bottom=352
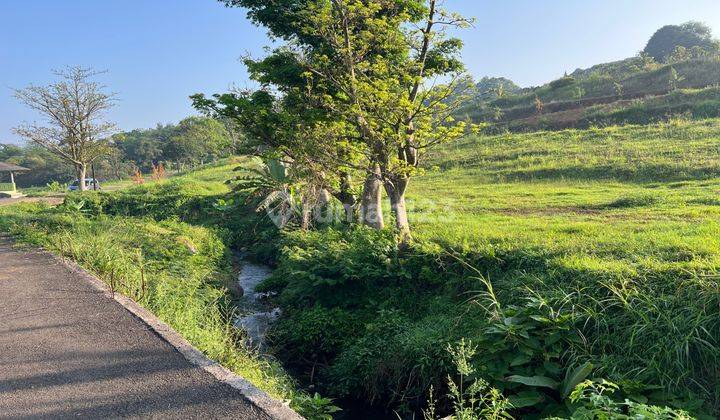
left=13, top=67, right=115, bottom=190
left=643, top=21, right=720, bottom=62
left=117, top=125, right=173, bottom=170
left=477, top=77, right=521, bottom=101
left=218, top=0, right=473, bottom=244
left=164, top=116, right=231, bottom=167
left=0, top=144, right=75, bottom=187
left=613, top=80, right=624, bottom=98
left=192, top=87, right=362, bottom=225
left=102, top=136, right=134, bottom=180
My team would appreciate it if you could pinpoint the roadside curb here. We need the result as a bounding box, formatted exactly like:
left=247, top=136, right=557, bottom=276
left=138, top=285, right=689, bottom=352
left=45, top=248, right=304, bottom=420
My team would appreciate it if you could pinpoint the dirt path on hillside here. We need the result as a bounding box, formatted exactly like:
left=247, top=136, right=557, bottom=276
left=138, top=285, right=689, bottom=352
left=0, top=236, right=274, bottom=419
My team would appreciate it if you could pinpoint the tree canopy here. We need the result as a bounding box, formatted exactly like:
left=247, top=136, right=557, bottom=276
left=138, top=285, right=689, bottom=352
left=644, top=21, right=720, bottom=61
left=13, top=67, right=116, bottom=190
left=198, top=0, right=473, bottom=243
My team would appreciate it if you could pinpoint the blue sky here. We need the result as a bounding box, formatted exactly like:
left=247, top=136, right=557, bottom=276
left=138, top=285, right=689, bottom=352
left=2, top=0, right=720, bottom=144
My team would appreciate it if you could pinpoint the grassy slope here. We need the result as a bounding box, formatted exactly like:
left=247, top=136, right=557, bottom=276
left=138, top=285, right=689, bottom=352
left=5, top=122, right=720, bottom=415
left=414, top=118, right=720, bottom=261
left=408, top=119, right=720, bottom=407
left=463, top=58, right=720, bottom=131
left=0, top=158, right=311, bottom=413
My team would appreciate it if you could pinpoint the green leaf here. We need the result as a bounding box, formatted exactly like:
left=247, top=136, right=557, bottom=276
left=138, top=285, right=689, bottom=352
left=629, top=394, right=648, bottom=404
left=506, top=375, right=559, bottom=389
left=510, top=354, right=532, bottom=367
left=543, top=361, right=562, bottom=375
left=561, top=362, right=594, bottom=398
left=508, top=390, right=545, bottom=408
left=529, top=315, right=552, bottom=323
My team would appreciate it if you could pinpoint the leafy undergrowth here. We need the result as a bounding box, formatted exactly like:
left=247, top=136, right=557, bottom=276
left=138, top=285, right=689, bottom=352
left=3, top=121, right=720, bottom=418
left=0, top=202, right=322, bottom=417
left=255, top=121, right=720, bottom=418
left=260, top=227, right=714, bottom=418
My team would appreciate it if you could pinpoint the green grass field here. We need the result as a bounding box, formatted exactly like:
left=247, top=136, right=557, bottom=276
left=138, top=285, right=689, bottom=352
left=404, top=119, right=720, bottom=413
left=2, top=121, right=719, bottom=417
left=414, top=118, right=720, bottom=257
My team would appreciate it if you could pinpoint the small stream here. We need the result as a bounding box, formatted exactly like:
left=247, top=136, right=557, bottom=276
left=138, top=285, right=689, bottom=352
left=232, top=258, right=393, bottom=419
left=233, top=260, right=281, bottom=350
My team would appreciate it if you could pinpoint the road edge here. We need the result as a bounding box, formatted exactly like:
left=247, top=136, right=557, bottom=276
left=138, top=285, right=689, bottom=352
left=51, top=251, right=304, bottom=420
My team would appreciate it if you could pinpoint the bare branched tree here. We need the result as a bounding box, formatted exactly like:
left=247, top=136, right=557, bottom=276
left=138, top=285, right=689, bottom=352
left=13, top=66, right=116, bottom=190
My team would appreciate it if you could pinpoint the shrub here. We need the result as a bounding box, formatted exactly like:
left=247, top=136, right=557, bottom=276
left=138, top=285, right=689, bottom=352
left=567, top=380, right=693, bottom=419
left=550, top=76, right=576, bottom=90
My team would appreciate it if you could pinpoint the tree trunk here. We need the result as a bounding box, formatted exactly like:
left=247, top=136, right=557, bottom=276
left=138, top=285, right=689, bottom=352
left=359, top=164, right=384, bottom=229
left=301, top=204, right=312, bottom=230
left=76, top=163, right=87, bottom=191
left=384, top=177, right=411, bottom=244
left=333, top=171, right=358, bottom=224
left=314, top=188, right=333, bottom=225
left=300, top=186, right=318, bottom=230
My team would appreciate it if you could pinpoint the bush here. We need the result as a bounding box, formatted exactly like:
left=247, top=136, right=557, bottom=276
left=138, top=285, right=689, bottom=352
left=550, top=76, right=576, bottom=90
left=567, top=380, right=693, bottom=419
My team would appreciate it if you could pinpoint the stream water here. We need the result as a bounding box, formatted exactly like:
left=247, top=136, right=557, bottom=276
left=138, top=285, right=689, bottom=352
left=233, top=259, right=395, bottom=419
left=233, top=261, right=281, bottom=350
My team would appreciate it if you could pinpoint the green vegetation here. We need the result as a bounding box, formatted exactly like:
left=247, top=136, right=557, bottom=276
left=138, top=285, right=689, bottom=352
left=581, top=87, right=720, bottom=127
left=459, top=58, right=720, bottom=132
left=453, top=21, right=720, bottom=134
left=1, top=115, right=233, bottom=190
left=249, top=119, right=720, bottom=418
left=0, top=143, right=74, bottom=188
left=644, top=21, right=720, bottom=62
left=3, top=119, right=718, bottom=418
left=116, top=116, right=233, bottom=172
left=5, top=3, right=720, bottom=419
left=0, top=164, right=338, bottom=419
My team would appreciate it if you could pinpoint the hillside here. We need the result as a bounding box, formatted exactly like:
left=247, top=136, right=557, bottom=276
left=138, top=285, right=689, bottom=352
left=250, top=118, right=720, bottom=417
left=459, top=22, right=720, bottom=132
left=460, top=58, right=720, bottom=132
left=405, top=119, right=720, bottom=415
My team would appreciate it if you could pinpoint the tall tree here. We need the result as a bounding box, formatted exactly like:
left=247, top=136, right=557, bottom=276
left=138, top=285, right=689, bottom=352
left=13, top=67, right=116, bottom=190
left=216, top=0, right=472, bottom=242
left=163, top=116, right=232, bottom=167
left=644, top=21, right=720, bottom=61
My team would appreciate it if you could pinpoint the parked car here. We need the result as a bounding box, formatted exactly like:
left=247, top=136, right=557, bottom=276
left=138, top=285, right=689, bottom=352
left=68, top=178, right=101, bottom=191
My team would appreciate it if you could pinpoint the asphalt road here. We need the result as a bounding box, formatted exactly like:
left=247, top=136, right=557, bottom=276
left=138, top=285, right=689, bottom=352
left=0, top=237, right=272, bottom=419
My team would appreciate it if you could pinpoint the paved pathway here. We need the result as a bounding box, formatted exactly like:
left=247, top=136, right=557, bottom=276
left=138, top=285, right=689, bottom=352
left=0, top=237, right=272, bottom=419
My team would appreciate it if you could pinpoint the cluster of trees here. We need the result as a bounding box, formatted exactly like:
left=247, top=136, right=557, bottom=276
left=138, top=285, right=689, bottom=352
left=8, top=67, right=234, bottom=189
left=193, top=0, right=474, bottom=244
left=644, top=21, right=720, bottom=62
left=0, top=143, right=74, bottom=188
left=112, top=116, right=234, bottom=172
